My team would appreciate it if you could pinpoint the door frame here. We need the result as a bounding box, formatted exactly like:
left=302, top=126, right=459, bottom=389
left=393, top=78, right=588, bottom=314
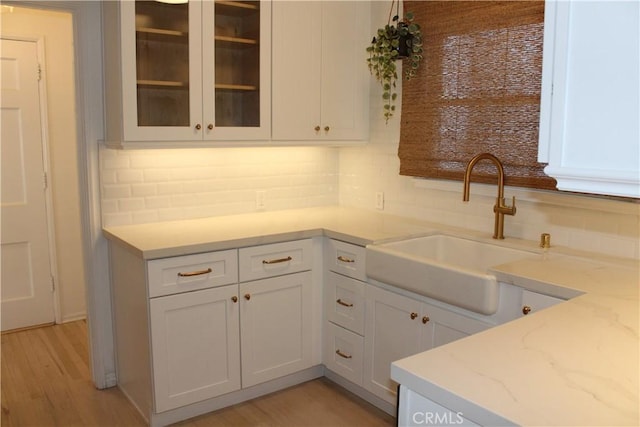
left=1, top=34, right=60, bottom=327
left=5, top=0, right=114, bottom=388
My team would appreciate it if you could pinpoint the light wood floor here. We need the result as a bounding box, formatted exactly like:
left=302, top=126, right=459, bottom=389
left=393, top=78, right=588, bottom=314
left=1, top=321, right=395, bottom=426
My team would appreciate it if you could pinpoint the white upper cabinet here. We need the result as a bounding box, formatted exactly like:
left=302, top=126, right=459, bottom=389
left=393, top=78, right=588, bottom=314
left=272, top=1, right=370, bottom=142
left=103, top=0, right=271, bottom=147
left=538, top=0, right=639, bottom=198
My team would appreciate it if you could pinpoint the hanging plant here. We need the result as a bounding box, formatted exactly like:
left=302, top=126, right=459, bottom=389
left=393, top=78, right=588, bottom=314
left=366, top=2, right=423, bottom=123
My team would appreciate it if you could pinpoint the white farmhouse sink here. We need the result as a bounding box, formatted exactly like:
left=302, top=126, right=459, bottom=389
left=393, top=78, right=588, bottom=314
left=366, top=234, right=538, bottom=315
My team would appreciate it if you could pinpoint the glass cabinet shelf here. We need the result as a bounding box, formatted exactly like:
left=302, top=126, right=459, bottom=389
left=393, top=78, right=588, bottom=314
left=137, top=80, right=188, bottom=88
left=214, top=35, right=258, bottom=46
left=215, top=1, right=259, bottom=15
left=215, top=83, right=257, bottom=91
left=136, top=27, right=187, bottom=38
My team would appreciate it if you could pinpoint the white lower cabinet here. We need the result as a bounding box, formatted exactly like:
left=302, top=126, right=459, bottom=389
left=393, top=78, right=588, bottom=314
left=239, top=271, right=313, bottom=388
left=520, top=289, right=565, bottom=317
left=109, top=238, right=316, bottom=425
left=114, top=234, right=559, bottom=423
left=325, top=272, right=366, bottom=336
left=150, top=270, right=314, bottom=412
left=150, top=285, right=241, bottom=413
left=364, top=286, right=425, bottom=404
left=324, top=321, right=365, bottom=386
left=364, top=285, right=492, bottom=405
left=397, top=385, right=480, bottom=427
left=323, top=240, right=368, bottom=387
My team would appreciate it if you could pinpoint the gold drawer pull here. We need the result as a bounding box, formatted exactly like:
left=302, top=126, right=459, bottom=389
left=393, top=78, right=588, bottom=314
left=522, top=305, right=532, bottom=315
left=262, top=256, right=293, bottom=265
left=336, top=299, right=353, bottom=308
left=337, top=255, right=355, bottom=263
left=335, top=349, right=352, bottom=359
left=177, top=268, right=212, bottom=277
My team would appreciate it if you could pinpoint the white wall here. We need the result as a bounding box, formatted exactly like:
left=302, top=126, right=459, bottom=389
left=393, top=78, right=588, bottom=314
left=98, top=1, right=639, bottom=261
left=1, top=6, right=87, bottom=322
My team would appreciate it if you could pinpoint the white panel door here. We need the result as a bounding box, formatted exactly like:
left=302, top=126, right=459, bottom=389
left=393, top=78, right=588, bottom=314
left=319, top=0, right=370, bottom=140
left=149, top=285, right=241, bottom=413
left=0, top=38, right=54, bottom=332
left=364, top=285, right=424, bottom=405
left=240, top=271, right=313, bottom=388
left=271, top=0, right=322, bottom=140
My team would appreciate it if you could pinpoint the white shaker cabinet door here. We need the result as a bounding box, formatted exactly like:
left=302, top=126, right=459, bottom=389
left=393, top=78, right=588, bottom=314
left=239, top=271, right=313, bottom=388
left=272, top=1, right=370, bottom=141
left=149, top=285, right=241, bottom=413
left=538, top=0, right=639, bottom=198
left=364, top=285, right=425, bottom=405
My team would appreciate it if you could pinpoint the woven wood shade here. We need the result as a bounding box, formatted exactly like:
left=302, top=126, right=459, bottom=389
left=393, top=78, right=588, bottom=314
left=399, top=0, right=556, bottom=190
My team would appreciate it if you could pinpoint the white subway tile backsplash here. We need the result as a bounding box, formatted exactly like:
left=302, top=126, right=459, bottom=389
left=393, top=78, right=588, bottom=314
left=99, top=145, right=339, bottom=228
left=118, top=198, right=146, bottom=212
left=131, top=183, right=157, bottom=197
left=102, top=184, right=131, bottom=199
left=116, top=169, right=144, bottom=184
left=145, top=196, right=171, bottom=210
left=103, top=212, right=132, bottom=227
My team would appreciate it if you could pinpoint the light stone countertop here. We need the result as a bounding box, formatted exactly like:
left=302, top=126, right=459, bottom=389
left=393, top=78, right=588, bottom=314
left=392, top=254, right=639, bottom=426
left=102, top=206, right=440, bottom=259
left=103, top=206, right=639, bottom=426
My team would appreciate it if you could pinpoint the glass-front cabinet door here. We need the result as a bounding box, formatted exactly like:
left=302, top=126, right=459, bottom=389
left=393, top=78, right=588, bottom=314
left=118, top=0, right=270, bottom=143
left=202, top=0, right=270, bottom=140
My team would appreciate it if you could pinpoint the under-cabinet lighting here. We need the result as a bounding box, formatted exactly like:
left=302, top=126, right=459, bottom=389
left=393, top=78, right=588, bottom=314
left=155, top=0, right=188, bottom=4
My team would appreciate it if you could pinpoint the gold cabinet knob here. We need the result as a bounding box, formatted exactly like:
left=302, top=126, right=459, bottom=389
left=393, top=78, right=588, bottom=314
left=231, top=296, right=238, bottom=303
left=244, top=294, right=251, bottom=301
left=324, top=126, right=330, bottom=132
left=207, top=124, right=214, bottom=130
left=410, top=312, right=418, bottom=320
left=422, top=316, right=430, bottom=324
left=195, top=123, right=202, bottom=130
left=522, top=305, right=532, bottom=315
left=314, top=125, right=321, bottom=132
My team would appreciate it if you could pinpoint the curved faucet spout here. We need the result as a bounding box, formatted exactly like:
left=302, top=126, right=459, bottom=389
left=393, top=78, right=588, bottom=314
left=463, top=153, right=505, bottom=201
left=462, top=153, right=516, bottom=239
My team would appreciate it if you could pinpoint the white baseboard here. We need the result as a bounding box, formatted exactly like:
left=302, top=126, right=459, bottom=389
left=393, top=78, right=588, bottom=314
left=324, top=368, right=397, bottom=416
left=61, top=312, right=87, bottom=323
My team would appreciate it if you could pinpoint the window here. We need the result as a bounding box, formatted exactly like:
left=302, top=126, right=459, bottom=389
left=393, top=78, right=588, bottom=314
left=398, top=0, right=555, bottom=190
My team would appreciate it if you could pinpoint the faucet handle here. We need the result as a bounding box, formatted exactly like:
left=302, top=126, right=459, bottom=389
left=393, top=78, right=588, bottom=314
left=507, top=196, right=517, bottom=215
left=495, top=196, right=517, bottom=215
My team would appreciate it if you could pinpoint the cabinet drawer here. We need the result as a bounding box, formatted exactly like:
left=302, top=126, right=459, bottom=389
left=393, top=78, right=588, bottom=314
left=326, top=272, right=365, bottom=335
left=324, top=322, right=364, bottom=387
left=147, top=250, right=238, bottom=298
left=239, top=239, right=313, bottom=282
left=325, top=239, right=366, bottom=281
